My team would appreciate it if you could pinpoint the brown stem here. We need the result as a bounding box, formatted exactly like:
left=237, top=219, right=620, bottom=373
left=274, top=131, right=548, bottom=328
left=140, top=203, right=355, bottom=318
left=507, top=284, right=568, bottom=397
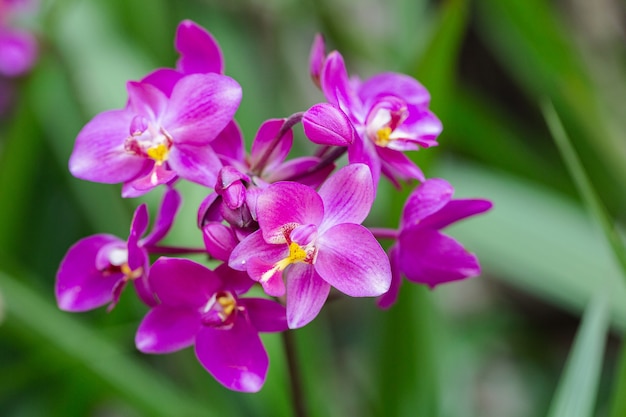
left=282, top=329, right=308, bottom=417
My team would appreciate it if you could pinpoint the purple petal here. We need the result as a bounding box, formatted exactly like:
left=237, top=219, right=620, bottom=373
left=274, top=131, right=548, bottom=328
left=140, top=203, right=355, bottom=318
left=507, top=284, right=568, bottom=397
left=376, top=244, right=402, bottom=309
left=135, top=306, right=201, bottom=353
left=401, top=178, right=454, bottom=228
left=317, top=164, right=374, bottom=231
left=348, top=134, right=382, bottom=188
left=149, top=257, right=222, bottom=307
left=239, top=298, right=288, bottom=332
left=211, top=121, right=245, bottom=165
left=249, top=118, right=293, bottom=173
left=358, top=72, right=431, bottom=108
left=141, top=68, right=183, bottom=97
left=164, top=73, right=242, bottom=146
left=0, top=29, right=37, bottom=77
left=69, top=109, right=148, bottom=184
left=316, top=224, right=391, bottom=296
left=392, top=107, right=442, bottom=149
left=257, top=182, right=324, bottom=244
left=398, top=229, right=480, bottom=288
left=309, top=33, right=325, bottom=86
left=167, top=142, right=222, bottom=188
left=56, top=234, right=123, bottom=311
left=419, top=199, right=493, bottom=231
left=202, top=222, right=238, bottom=262
left=123, top=164, right=177, bottom=196
left=263, top=156, right=332, bottom=186
left=377, top=146, right=425, bottom=187
left=197, top=192, right=221, bottom=227
left=321, top=51, right=360, bottom=116
left=175, top=20, right=224, bottom=75
left=126, top=81, right=168, bottom=121
left=302, top=103, right=354, bottom=146
left=214, top=263, right=255, bottom=295
left=229, top=230, right=286, bottom=271
left=195, top=316, right=268, bottom=392
left=142, top=187, right=182, bottom=246
left=247, top=256, right=286, bottom=297
left=285, top=263, right=330, bottom=328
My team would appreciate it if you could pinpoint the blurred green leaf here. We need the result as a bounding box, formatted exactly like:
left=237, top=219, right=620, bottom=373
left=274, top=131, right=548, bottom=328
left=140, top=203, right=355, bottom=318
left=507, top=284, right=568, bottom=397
left=435, top=160, right=626, bottom=329
left=542, top=101, right=626, bottom=281
left=0, top=270, right=218, bottom=417
left=546, top=293, right=610, bottom=417
left=475, top=0, right=626, bottom=211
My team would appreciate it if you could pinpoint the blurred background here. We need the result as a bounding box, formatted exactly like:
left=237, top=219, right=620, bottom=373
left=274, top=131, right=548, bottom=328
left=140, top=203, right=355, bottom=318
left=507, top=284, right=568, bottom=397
left=1, top=0, right=625, bottom=416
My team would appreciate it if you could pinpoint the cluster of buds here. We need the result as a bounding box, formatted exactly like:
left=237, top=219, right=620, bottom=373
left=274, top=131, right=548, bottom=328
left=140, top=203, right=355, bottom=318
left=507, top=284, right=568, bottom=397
left=56, top=20, right=492, bottom=392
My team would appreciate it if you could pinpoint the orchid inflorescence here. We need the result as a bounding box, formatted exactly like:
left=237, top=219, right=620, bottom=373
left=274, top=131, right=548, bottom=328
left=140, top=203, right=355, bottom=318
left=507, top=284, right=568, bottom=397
left=55, top=20, right=492, bottom=393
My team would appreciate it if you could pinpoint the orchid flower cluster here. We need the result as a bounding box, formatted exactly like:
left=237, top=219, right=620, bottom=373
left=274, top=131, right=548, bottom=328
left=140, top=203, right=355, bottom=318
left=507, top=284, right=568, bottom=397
left=55, top=20, right=492, bottom=393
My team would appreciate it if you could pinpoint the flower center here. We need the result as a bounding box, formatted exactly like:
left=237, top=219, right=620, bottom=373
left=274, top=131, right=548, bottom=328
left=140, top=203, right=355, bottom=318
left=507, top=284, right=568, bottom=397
left=375, top=126, right=392, bottom=146
left=201, top=291, right=239, bottom=328
left=102, top=248, right=143, bottom=281
left=124, top=116, right=173, bottom=164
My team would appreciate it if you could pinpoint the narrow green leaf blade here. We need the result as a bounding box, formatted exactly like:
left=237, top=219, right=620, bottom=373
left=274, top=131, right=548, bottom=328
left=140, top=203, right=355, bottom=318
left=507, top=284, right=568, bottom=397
left=546, top=293, right=610, bottom=417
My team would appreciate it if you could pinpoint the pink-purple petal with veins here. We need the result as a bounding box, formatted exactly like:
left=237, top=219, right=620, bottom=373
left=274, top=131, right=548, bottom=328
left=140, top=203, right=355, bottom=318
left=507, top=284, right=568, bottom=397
left=214, top=263, right=254, bottom=295
left=401, top=179, right=453, bottom=228
left=249, top=118, right=293, bottom=172
left=123, top=164, right=177, bottom=196
left=376, top=244, right=402, bottom=309
left=202, top=222, right=238, bottom=262
left=55, top=234, right=123, bottom=312
left=315, top=224, right=391, bottom=297
left=165, top=73, right=242, bottom=146
left=141, top=68, right=183, bottom=97
left=348, top=134, right=382, bottom=188
left=247, top=256, right=286, bottom=297
left=321, top=51, right=360, bottom=118
left=256, top=182, right=324, bottom=244
left=399, top=229, right=480, bottom=288
left=195, top=316, right=268, bottom=393
left=418, top=199, right=493, bottom=231
left=167, top=143, right=222, bottom=188
left=285, top=263, right=330, bottom=329
left=175, top=19, right=224, bottom=75
left=142, top=187, right=181, bottom=246
left=126, top=81, right=168, bottom=121
left=309, top=33, right=325, bottom=85
left=229, top=230, right=285, bottom=271
left=377, top=147, right=425, bottom=188
left=240, top=298, right=288, bottom=332
left=211, top=121, right=245, bottom=166
left=69, top=109, right=148, bottom=184
left=358, top=72, right=431, bottom=107
left=317, top=164, right=373, bottom=231
left=149, top=258, right=222, bottom=307
left=135, top=305, right=201, bottom=353
left=302, top=103, right=355, bottom=146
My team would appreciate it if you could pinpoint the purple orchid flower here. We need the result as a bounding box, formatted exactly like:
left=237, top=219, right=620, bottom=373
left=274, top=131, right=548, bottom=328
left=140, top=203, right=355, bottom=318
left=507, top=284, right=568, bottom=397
left=377, top=178, right=493, bottom=308
left=135, top=257, right=287, bottom=392
left=56, top=188, right=181, bottom=311
left=68, top=72, right=242, bottom=197
left=0, top=0, right=38, bottom=77
left=229, top=163, right=391, bottom=328
left=311, top=37, right=442, bottom=187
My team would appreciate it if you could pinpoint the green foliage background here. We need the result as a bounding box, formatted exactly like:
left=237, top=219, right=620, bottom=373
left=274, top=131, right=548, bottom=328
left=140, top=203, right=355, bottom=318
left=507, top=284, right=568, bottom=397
left=0, top=0, right=625, bottom=416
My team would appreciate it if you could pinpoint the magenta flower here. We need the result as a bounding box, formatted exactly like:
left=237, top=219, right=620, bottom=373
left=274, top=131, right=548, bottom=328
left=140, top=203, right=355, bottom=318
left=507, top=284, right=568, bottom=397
left=229, top=164, right=391, bottom=328
left=69, top=73, right=242, bottom=197
left=313, top=38, right=442, bottom=186
left=0, top=0, right=38, bottom=77
left=135, top=258, right=287, bottom=392
left=56, top=188, right=181, bottom=311
left=377, top=179, right=492, bottom=308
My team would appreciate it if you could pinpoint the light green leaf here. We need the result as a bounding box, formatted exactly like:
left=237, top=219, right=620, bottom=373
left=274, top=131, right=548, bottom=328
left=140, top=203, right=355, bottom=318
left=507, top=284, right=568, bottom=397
left=546, top=293, right=610, bottom=417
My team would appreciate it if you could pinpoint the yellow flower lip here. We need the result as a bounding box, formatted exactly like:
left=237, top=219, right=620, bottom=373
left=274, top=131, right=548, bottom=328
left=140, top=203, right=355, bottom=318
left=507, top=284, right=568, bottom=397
left=375, top=126, right=392, bottom=146
left=147, top=143, right=170, bottom=164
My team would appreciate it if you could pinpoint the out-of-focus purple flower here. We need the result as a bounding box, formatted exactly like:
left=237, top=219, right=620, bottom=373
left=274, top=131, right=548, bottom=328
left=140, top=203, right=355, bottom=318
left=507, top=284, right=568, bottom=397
left=56, top=188, right=181, bottom=311
left=0, top=28, right=37, bottom=77
left=312, top=36, right=442, bottom=187
left=230, top=164, right=391, bottom=328
left=68, top=73, right=242, bottom=197
left=135, top=257, right=287, bottom=392
left=378, top=179, right=492, bottom=308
